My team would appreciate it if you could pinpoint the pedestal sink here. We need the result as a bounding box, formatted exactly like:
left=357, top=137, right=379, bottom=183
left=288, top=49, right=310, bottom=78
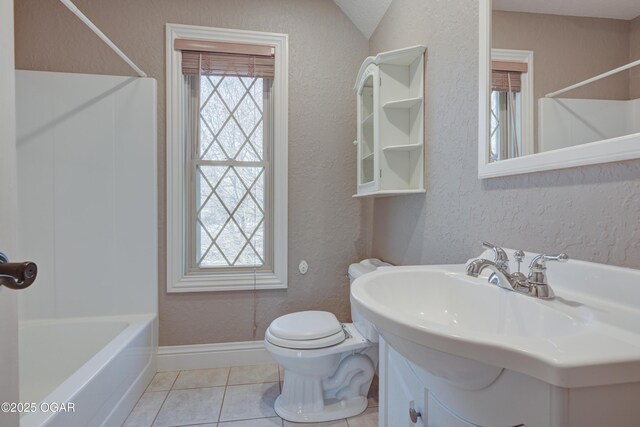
left=353, top=266, right=591, bottom=389
left=351, top=249, right=640, bottom=426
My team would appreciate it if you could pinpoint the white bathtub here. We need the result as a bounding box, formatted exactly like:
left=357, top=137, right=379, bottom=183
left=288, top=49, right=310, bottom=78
left=19, top=315, right=157, bottom=427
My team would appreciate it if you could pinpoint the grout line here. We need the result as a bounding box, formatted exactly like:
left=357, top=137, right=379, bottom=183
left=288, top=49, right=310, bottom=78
left=219, top=415, right=283, bottom=424
left=179, top=422, right=224, bottom=427
left=167, top=371, right=179, bottom=391
left=153, top=385, right=228, bottom=427
left=171, top=367, right=230, bottom=390
left=216, top=367, right=233, bottom=423
left=146, top=370, right=180, bottom=392
left=171, top=384, right=229, bottom=391
left=218, top=382, right=280, bottom=423
left=148, top=389, right=171, bottom=427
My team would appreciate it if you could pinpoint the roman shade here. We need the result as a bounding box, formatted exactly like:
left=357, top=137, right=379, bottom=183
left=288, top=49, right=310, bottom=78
left=175, top=39, right=275, bottom=78
left=492, top=61, right=528, bottom=93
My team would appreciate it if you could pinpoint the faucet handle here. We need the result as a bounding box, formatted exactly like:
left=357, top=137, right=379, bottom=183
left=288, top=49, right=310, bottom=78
left=529, top=253, right=569, bottom=270
left=528, top=253, right=569, bottom=285
left=482, top=242, right=509, bottom=270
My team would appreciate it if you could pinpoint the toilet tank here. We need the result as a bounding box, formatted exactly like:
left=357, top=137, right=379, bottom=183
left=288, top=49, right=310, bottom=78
left=349, top=258, right=391, bottom=342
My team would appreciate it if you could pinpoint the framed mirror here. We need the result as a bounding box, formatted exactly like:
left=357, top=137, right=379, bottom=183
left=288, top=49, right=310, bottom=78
left=479, top=0, right=640, bottom=178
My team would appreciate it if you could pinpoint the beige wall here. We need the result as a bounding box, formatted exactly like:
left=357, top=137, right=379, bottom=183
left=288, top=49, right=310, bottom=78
left=631, top=16, right=640, bottom=99
left=493, top=11, right=631, bottom=149
left=14, top=0, right=640, bottom=347
left=14, top=0, right=371, bottom=345
left=493, top=11, right=631, bottom=101
left=369, top=0, right=640, bottom=270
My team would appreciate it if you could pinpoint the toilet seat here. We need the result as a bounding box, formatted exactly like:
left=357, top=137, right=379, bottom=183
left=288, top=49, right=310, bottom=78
left=265, top=323, right=370, bottom=358
left=266, top=328, right=346, bottom=349
left=266, top=311, right=346, bottom=349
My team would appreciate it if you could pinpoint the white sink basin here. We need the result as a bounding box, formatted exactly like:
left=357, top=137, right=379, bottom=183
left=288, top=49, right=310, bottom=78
left=358, top=269, right=586, bottom=338
left=350, top=250, right=640, bottom=389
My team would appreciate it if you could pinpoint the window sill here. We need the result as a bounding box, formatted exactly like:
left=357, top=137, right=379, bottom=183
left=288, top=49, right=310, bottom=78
left=167, top=271, right=286, bottom=293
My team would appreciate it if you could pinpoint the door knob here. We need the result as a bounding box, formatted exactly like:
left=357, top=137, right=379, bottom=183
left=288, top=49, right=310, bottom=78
left=0, top=252, right=38, bottom=290
left=409, top=400, right=422, bottom=424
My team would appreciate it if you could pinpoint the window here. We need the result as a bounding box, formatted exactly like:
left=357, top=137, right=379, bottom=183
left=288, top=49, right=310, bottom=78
left=190, top=74, right=269, bottom=270
left=490, top=49, right=533, bottom=162
left=166, top=24, right=288, bottom=292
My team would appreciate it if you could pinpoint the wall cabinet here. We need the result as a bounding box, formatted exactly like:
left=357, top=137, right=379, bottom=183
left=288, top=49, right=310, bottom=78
left=354, top=46, right=426, bottom=198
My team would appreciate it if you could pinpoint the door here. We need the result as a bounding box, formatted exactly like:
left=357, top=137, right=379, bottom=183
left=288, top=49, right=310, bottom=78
left=0, top=0, right=20, bottom=426
left=356, top=63, right=379, bottom=195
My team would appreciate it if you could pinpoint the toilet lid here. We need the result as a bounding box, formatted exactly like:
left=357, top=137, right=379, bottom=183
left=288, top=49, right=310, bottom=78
left=265, top=328, right=346, bottom=349
left=269, top=311, right=343, bottom=341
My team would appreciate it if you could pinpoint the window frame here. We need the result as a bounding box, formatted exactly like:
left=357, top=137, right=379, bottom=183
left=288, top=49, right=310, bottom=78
left=490, top=49, right=534, bottom=158
left=166, top=23, right=288, bottom=292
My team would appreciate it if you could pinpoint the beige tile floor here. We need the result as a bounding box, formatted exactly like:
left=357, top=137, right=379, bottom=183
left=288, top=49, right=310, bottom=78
left=123, top=364, right=378, bottom=427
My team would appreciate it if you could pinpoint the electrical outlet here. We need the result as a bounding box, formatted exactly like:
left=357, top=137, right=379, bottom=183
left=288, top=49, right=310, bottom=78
left=299, top=260, right=308, bottom=275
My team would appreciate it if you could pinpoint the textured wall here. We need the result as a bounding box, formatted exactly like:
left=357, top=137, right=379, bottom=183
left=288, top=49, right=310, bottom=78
left=631, top=16, right=640, bottom=99
left=369, top=0, right=640, bottom=270
left=14, top=0, right=371, bottom=345
left=493, top=11, right=631, bottom=149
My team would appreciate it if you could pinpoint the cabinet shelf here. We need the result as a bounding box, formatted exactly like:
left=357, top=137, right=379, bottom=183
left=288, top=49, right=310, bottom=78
left=362, top=112, right=374, bottom=126
left=352, top=189, right=426, bottom=198
left=382, top=97, right=423, bottom=110
left=383, top=144, right=423, bottom=153
left=362, top=152, right=374, bottom=161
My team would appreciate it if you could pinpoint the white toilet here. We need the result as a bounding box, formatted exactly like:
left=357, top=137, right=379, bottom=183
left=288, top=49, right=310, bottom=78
left=264, top=259, right=389, bottom=423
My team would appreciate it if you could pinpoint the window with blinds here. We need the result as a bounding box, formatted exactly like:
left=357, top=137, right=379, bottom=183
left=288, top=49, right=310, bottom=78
left=490, top=57, right=532, bottom=162
left=176, top=38, right=275, bottom=272
left=166, top=24, right=288, bottom=292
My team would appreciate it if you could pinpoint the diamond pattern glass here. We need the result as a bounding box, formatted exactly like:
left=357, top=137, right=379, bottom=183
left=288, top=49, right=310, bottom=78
left=195, top=76, right=267, bottom=268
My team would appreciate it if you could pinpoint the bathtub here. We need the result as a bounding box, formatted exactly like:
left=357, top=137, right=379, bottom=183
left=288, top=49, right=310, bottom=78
left=19, top=314, right=157, bottom=427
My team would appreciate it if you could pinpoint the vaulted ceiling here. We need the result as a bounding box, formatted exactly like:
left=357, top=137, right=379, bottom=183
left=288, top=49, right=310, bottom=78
left=333, top=0, right=393, bottom=39
left=336, top=0, right=640, bottom=41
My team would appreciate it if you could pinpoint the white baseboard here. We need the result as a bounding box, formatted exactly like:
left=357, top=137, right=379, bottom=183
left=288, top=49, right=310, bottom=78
left=157, top=340, right=274, bottom=372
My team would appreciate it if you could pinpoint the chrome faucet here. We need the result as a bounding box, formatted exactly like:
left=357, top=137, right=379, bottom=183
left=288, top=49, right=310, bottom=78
left=465, top=242, right=568, bottom=299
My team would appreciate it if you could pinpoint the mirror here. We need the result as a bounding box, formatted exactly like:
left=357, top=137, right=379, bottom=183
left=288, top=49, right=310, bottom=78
left=478, top=0, right=640, bottom=178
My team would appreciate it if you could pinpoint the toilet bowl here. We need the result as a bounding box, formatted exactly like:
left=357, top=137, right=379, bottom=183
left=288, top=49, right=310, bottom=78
left=264, top=259, right=389, bottom=423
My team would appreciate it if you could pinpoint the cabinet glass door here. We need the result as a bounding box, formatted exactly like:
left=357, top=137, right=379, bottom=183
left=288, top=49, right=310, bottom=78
left=360, top=75, right=375, bottom=185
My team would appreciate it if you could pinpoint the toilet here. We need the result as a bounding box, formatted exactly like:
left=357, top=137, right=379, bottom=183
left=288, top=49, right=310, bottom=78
left=264, top=259, right=390, bottom=423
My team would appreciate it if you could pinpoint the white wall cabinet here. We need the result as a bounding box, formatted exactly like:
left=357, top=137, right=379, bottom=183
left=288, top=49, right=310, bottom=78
left=354, top=46, right=426, bottom=198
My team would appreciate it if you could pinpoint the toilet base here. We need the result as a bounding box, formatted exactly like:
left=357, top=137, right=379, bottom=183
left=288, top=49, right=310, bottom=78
left=274, top=395, right=368, bottom=423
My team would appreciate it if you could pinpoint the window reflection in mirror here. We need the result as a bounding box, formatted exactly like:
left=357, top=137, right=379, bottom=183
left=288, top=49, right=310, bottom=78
left=490, top=55, right=530, bottom=162
left=489, top=3, right=640, bottom=162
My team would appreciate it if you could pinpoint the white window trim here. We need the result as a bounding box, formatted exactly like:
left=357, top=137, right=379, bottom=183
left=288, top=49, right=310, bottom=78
left=491, top=48, right=534, bottom=157
left=166, top=23, right=288, bottom=292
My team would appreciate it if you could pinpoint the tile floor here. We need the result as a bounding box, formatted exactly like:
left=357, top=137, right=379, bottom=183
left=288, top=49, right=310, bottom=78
left=123, top=364, right=378, bottom=427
